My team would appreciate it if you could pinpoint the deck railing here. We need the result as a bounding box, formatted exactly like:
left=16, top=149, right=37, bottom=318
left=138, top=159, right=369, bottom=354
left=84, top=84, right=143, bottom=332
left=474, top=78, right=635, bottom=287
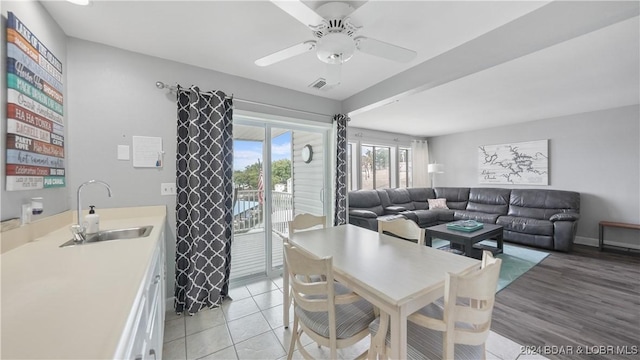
left=233, top=190, right=293, bottom=234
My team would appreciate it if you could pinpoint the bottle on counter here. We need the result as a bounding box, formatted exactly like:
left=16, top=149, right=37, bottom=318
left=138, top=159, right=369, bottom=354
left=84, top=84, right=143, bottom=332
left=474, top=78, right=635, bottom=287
left=85, top=205, right=100, bottom=234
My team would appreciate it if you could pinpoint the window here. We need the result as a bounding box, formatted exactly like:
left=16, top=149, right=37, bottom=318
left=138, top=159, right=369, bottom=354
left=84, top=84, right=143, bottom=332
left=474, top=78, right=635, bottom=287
left=399, top=148, right=412, bottom=188
left=361, top=145, right=373, bottom=189
left=361, top=144, right=391, bottom=189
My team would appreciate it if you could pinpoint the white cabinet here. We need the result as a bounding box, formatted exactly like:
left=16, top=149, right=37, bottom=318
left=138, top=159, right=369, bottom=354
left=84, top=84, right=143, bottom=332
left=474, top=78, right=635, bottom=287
left=116, top=230, right=166, bottom=359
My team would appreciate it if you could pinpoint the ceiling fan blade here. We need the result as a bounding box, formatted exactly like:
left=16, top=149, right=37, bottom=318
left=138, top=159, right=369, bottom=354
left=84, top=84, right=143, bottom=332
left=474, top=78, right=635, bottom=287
left=255, top=41, right=316, bottom=67
left=271, top=0, right=325, bottom=28
left=355, top=36, right=417, bottom=63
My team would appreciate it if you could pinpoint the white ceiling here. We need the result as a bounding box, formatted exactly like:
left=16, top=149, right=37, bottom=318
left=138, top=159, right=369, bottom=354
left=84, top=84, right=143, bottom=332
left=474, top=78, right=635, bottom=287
left=41, top=0, right=640, bottom=137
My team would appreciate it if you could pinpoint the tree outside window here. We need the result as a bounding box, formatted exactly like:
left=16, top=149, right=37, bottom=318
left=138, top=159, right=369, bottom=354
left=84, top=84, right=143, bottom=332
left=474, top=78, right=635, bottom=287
left=399, top=148, right=412, bottom=188
left=361, top=145, right=373, bottom=189
left=360, top=145, right=390, bottom=189
left=375, top=147, right=390, bottom=189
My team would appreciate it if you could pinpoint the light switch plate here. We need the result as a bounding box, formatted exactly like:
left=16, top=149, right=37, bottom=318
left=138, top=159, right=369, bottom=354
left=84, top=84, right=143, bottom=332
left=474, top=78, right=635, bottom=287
left=160, top=183, right=176, bottom=196
left=117, top=145, right=130, bottom=160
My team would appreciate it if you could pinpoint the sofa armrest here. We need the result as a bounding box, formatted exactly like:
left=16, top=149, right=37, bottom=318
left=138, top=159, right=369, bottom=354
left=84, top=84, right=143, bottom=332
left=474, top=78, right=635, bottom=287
left=550, top=212, right=580, bottom=222
left=349, top=209, right=378, bottom=219
left=385, top=206, right=408, bottom=214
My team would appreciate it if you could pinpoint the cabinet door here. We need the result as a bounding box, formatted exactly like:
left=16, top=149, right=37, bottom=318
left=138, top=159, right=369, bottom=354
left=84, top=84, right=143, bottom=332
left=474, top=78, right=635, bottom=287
left=145, top=286, right=163, bottom=359
left=116, top=229, right=166, bottom=360
left=128, top=296, right=147, bottom=360
left=145, top=240, right=163, bottom=359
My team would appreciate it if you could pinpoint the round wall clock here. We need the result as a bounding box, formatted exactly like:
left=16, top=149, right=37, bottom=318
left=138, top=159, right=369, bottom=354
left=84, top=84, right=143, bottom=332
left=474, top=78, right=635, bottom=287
left=302, top=144, right=313, bottom=163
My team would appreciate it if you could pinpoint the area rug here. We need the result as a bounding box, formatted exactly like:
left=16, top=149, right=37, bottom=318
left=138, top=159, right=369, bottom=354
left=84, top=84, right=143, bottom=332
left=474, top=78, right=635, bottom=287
left=432, top=239, right=549, bottom=292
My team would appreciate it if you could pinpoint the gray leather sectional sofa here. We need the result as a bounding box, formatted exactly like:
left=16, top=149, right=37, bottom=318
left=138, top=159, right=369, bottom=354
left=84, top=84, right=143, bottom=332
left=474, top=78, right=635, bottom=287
left=348, top=187, right=581, bottom=252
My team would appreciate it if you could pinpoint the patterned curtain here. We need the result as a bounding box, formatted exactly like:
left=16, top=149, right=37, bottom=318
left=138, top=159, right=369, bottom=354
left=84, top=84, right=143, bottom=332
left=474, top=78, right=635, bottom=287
left=175, top=86, right=233, bottom=314
left=333, top=114, right=349, bottom=226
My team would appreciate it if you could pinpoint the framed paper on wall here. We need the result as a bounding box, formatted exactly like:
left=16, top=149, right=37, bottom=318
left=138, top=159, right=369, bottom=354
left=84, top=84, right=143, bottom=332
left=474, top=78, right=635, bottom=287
left=478, top=140, right=548, bottom=185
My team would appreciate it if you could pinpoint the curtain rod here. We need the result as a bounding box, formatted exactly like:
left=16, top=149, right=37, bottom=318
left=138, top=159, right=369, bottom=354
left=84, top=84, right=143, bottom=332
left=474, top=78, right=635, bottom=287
left=155, top=81, right=332, bottom=118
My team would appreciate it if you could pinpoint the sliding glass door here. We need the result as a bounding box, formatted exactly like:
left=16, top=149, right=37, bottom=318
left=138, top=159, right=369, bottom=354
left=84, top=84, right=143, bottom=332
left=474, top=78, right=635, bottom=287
left=230, top=117, right=329, bottom=280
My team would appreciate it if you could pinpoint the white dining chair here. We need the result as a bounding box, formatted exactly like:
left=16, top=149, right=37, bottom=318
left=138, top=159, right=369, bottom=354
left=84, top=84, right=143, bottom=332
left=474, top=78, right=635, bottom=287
left=283, top=213, right=327, bottom=328
left=369, top=250, right=502, bottom=359
left=378, top=218, right=426, bottom=245
left=284, top=242, right=375, bottom=360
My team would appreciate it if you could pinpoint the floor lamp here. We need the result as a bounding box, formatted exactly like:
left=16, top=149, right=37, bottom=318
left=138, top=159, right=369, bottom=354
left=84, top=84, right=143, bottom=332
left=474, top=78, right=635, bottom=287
left=428, top=163, right=444, bottom=187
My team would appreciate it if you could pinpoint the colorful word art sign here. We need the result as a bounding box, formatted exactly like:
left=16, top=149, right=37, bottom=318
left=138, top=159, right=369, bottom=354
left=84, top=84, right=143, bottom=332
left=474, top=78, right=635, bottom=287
left=5, top=12, right=65, bottom=191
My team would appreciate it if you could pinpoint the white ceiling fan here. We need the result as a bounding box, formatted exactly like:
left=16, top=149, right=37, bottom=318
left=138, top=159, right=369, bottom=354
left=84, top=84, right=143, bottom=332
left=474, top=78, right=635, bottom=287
left=255, top=1, right=417, bottom=89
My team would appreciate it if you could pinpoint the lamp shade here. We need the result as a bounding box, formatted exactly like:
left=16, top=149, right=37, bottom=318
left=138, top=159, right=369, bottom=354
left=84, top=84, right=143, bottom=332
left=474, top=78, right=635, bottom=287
left=427, top=163, right=444, bottom=174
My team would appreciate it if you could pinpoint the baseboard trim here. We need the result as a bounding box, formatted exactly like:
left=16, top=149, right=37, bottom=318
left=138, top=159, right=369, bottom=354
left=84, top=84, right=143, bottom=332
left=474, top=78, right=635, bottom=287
left=574, top=236, right=640, bottom=250
left=574, top=236, right=598, bottom=247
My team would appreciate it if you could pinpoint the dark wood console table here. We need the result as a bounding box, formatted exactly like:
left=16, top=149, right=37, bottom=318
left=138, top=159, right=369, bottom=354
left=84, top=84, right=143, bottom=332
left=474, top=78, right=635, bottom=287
left=599, top=221, right=640, bottom=251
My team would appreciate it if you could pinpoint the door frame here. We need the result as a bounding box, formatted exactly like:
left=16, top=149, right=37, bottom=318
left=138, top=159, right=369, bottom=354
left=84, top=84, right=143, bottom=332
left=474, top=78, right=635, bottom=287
left=234, top=113, right=332, bottom=278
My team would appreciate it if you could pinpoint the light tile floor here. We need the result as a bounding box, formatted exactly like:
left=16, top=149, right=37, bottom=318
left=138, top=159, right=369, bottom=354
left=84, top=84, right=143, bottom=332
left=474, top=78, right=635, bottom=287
left=163, top=276, right=549, bottom=360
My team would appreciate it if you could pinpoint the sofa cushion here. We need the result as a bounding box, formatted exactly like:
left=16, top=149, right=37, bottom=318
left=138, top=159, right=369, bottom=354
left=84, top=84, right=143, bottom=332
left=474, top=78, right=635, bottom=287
left=549, top=212, right=580, bottom=222
left=348, top=216, right=378, bottom=232
left=376, top=189, right=392, bottom=208
left=348, top=190, right=384, bottom=216
left=502, top=230, right=554, bottom=250
left=508, top=189, right=580, bottom=220
left=467, top=188, right=511, bottom=215
left=430, top=209, right=455, bottom=222
left=349, top=209, right=378, bottom=219
left=384, top=188, right=416, bottom=211
left=406, top=188, right=435, bottom=210
left=454, top=210, right=500, bottom=224
left=378, top=214, right=406, bottom=222
left=401, top=210, right=439, bottom=227
left=428, top=198, right=449, bottom=209
left=385, top=206, right=409, bottom=214
left=497, top=216, right=554, bottom=236
left=434, top=187, right=470, bottom=210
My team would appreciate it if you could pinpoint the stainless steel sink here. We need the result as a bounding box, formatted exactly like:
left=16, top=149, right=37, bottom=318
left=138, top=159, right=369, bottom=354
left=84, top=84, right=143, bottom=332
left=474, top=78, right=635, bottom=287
left=60, top=226, right=153, bottom=247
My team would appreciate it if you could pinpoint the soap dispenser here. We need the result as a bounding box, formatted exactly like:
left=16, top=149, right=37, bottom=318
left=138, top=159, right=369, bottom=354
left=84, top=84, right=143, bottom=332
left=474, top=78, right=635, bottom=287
left=85, top=205, right=100, bottom=234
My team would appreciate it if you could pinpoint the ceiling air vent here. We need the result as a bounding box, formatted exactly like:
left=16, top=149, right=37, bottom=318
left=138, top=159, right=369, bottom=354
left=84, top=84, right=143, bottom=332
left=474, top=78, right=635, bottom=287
left=309, top=78, right=328, bottom=90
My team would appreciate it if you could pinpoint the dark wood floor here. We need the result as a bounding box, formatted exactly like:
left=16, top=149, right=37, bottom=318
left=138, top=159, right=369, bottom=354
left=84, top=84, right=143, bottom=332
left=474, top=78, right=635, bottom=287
left=492, top=244, right=640, bottom=360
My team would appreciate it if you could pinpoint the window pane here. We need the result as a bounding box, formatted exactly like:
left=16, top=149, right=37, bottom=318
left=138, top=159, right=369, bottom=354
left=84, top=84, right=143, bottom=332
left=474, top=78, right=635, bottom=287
left=399, top=149, right=408, bottom=188
left=374, top=147, right=390, bottom=189
left=361, top=145, right=374, bottom=190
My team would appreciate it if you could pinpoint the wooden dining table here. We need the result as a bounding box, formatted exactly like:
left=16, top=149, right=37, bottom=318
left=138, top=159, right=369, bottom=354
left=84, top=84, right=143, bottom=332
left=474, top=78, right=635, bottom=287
left=287, top=224, right=480, bottom=359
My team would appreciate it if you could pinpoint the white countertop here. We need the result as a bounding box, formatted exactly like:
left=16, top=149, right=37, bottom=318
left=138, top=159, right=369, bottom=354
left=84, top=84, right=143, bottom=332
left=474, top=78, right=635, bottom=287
left=1, top=207, right=166, bottom=359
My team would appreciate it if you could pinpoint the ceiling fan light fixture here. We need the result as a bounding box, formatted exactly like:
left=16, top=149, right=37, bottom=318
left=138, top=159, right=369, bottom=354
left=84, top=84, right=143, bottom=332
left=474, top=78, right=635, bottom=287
left=316, top=32, right=355, bottom=64
left=66, top=0, right=91, bottom=5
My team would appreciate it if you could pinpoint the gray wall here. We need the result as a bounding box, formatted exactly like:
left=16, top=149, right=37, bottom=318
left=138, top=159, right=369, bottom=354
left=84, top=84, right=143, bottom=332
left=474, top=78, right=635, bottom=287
left=0, top=1, right=70, bottom=220
left=427, top=105, right=640, bottom=248
left=65, top=38, right=341, bottom=298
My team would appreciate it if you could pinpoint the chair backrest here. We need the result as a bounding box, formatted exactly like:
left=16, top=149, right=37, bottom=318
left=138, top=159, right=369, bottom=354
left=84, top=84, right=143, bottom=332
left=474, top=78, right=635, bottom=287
left=283, top=241, right=335, bottom=313
left=442, top=251, right=502, bottom=356
left=288, top=213, right=326, bottom=239
left=378, top=218, right=426, bottom=245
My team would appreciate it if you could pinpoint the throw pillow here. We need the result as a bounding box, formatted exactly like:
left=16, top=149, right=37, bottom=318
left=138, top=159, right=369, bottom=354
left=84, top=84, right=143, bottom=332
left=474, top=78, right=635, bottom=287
left=428, top=198, right=449, bottom=209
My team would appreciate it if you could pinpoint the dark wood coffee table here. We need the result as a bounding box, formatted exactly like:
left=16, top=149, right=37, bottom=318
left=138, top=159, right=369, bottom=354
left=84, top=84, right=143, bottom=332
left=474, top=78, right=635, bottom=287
left=425, top=223, right=504, bottom=259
